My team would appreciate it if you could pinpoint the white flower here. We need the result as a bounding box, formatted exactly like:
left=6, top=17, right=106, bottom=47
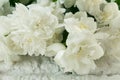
left=55, top=30, right=104, bottom=75
left=109, top=14, right=120, bottom=29
left=0, top=35, right=21, bottom=64
left=54, top=11, right=104, bottom=74
left=105, top=3, right=120, bottom=29
left=62, top=0, right=106, bottom=13
left=66, top=30, right=104, bottom=60
left=45, top=43, right=66, bottom=57
left=64, top=12, right=97, bottom=33
left=45, top=27, right=65, bottom=57
left=7, top=3, right=59, bottom=39
left=37, top=0, right=65, bottom=23
left=95, top=27, right=120, bottom=61
left=76, top=0, right=106, bottom=15
left=52, top=1, right=65, bottom=23
left=0, top=3, right=64, bottom=57
left=65, top=0, right=120, bottom=28
left=96, top=2, right=120, bottom=26
left=6, top=30, right=46, bottom=56
left=0, top=16, right=11, bottom=36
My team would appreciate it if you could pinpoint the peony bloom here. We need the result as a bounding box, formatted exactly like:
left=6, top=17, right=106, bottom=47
left=96, top=2, right=120, bottom=27
left=55, top=30, right=104, bottom=75
left=93, top=27, right=120, bottom=74
left=37, top=0, right=65, bottom=23
left=63, top=0, right=120, bottom=28
left=76, top=0, right=106, bottom=15
left=0, top=3, right=63, bottom=57
left=64, top=12, right=97, bottom=33
left=11, top=3, right=59, bottom=39
left=6, top=30, right=46, bottom=56
left=95, top=27, right=120, bottom=62
left=55, top=12, right=104, bottom=74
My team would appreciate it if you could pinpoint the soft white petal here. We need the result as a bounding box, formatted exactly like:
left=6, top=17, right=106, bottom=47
left=46, top=43, right=66, bottom=57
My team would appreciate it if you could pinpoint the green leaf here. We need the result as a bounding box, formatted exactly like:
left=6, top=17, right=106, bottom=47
left=52, top=0, right=57, bottom=2
left=115, top=0, right=120, bottom=9
left=64, top=6, right=79, bottom=14
left=9, top=0, right=19, bottom=6
left=61, top=30, right=68, bottom=47
left=9, top=0, right=36, bottom=6
left=106, top=0, right=111, bottom=2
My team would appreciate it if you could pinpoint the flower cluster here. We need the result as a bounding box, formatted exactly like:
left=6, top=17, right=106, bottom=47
left=0, top=0, right=120, bottom=75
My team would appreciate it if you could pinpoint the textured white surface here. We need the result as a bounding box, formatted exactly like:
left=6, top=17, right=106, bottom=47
left=0, top=56, right=120, bottom=80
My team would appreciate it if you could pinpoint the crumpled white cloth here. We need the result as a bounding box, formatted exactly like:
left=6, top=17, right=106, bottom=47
left=0, top=56, right=120, bottom=80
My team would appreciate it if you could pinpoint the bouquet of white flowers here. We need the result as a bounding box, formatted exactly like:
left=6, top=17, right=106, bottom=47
left=0, top=0, right=120, bottom=80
